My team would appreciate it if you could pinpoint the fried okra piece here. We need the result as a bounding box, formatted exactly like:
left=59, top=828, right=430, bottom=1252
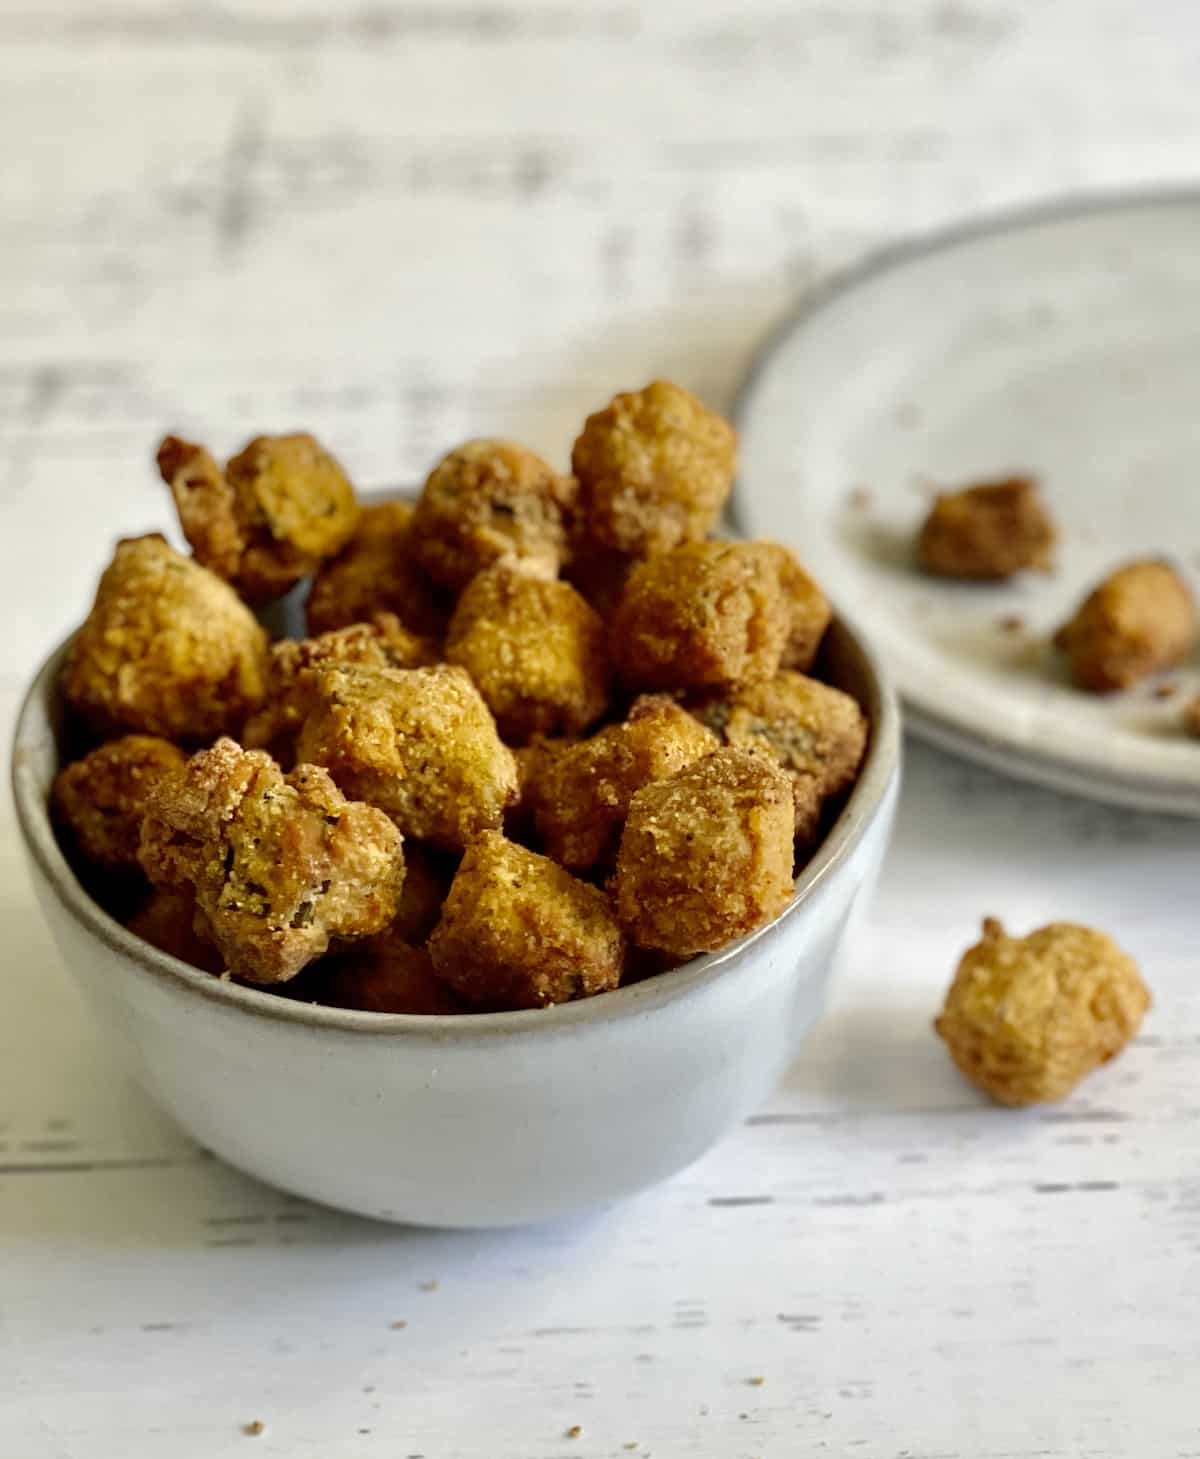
left=508, top=734, right=579, bottom=837
left=615, top=747, right=795, bottom=958
left=324, top=930, right=462, bottom=1014
left=445, top=567, right=610, bottom=743
left=306, top=500, right=449, bottom=638
left=763, top=544, right=833, bottom=672
left=139, top=738, right=405, bottom=984
left=243, top=613, right=436, bottom=764
left=62, top=534, right=268, bottom=741
left=572, top=381, right=736, bottom=557
left=409, top=440, right=577, bottom=592
left=126, top=888, right=224, bottom=974
left=1054, top=558, right=1197, bottom=692
left=296, top=663, right=518, bottom=850
left=917, top=476, right=1056, bottom=580
left=690, top=672, right=867, bottom=842
left=429, top=832, right=624, bottom=1010
left=532, top=696, right=718, bottom=871
left=157, top=432, right=360, bottom=602
left=51, top=735, right=186, bottom=874
left=934, top=918, right=1151, bottom=1106
left=613, top=541, right=791, bottom=692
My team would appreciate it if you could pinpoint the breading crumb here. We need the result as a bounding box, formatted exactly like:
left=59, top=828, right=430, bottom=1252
left=566, top=1425, right=583, bottom=1439
left=243, top=1420, right=265, bottom=1437
left=997, top=613, right=1026, bottom=634
left=747, top=1375, right=766, bottom=1386
left=391, top=1320, right=408, bottom=1329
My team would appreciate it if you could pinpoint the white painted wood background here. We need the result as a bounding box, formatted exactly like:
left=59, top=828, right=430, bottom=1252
left=2, top=2, right=1199, bottom=1454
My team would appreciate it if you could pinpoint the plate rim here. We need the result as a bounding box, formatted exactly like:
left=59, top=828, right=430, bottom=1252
left=731, top=181, right=1200, bottom=465
left=730, top=182, right=1200, bottom=815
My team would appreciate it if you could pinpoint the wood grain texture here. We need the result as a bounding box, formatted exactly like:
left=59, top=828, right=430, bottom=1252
left=2, top=2, right=1199, bottom=1454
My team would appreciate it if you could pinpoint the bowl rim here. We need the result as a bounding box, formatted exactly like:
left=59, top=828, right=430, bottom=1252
left=12, top=593, right=900, bottom=1045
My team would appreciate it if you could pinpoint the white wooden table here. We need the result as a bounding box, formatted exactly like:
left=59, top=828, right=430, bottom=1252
left=3, top=3, right=1199, bottom=1454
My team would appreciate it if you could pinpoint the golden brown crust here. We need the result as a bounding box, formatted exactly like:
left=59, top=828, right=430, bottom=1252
left=612, top=541, right=790, bottom=692
left=243, top=613, right=436, bottom=765
left=126, top=888, right=224, bottom=974
left=690, top=672, right=867, bottom=842
left=1185, top=694, right=1200, bottom=738
left=572, top=381, right=736, bottom=557
left=428, top=831, right=624, bottom=1010
left=305, top=500, right=449, bottom=638
left=159, top=433, right=360, bottom=602
left=917, top=477, right=1056, bottom=580
left=762, top=544, right=833, bottom=672
left=445, top=567, right=610, bottom=743
left=51, top=735, right=187, bottom=874
left=1054, top=558, right=1197, bottom=692
left=323, top=930, right=463, bottom=1014
left=409, top=440, right=577, bottom=591
left=614, top=747, right=795, bottom=957
left=509, top=734, right=579, bottom=837
left=138, top=738, right=405, bottom=983
left=61, top=534, right=269, bottom=741
left=934, top=918, right=1151, bottom=1105
left=531, top=696, right=718, bottom=870
left=296, top=663, right=518, bottom=850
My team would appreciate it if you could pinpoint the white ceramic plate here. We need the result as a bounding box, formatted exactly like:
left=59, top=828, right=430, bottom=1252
left=735, top=190, right=1200, bottom=815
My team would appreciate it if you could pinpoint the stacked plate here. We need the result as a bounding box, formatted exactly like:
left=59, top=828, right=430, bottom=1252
left=734, top=191, right=1200, bottom=815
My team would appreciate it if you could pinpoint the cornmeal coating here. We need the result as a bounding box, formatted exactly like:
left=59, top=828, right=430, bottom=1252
left=409, top=440, right=577, bottom=591
left=306, top=500, right=449, bottom=638
left=138, top=738, right=405, bottom=984
left=763, top=544, right=833, bottom=672
left=52, top=735, right=186, bottom=873
left=934, top=918, right=1151, bottom=1106
left=572, top=381, right=736, bottom=557
left=445, top=567, right=610, bottom=743
left=690, top=672, right=867, bottom=842
left=615, top=747, right=795, bottom=957
left=62, top=534, right=269, bottom=741
left=1054, top=558, right=1197, bottom=692
left=296, top=663, right=518, bottom=850
left=158, top=432, right=359, bottom=602
left=509, top=733, right=578, bottom=836
left=918, top=476, right=1056, bottom=580
left=532, top=696, right=718, bottom=870
left=428, top=831, right=624, bottom=1010
left=243, top=613, right=436, bottom=764
left=325, top=930, right=462, bottom=1014
left=126, top=888, right=224, bottom=974
left=613, top=541, right=790, bottom=691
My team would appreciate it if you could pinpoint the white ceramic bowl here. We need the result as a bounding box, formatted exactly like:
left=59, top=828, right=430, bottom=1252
left=12, top=619, right=899, bottom=1228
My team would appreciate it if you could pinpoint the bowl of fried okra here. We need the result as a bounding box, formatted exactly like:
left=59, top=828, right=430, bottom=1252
left=13, top=383, right=900, bottom=1226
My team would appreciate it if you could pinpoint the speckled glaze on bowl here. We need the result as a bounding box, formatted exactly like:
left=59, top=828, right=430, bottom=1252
left=12, top=613, right=899, bottom=1228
